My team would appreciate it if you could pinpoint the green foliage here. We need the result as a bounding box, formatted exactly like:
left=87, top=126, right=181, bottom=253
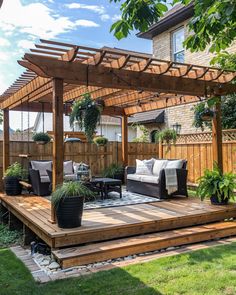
left=70, top=93, right=102, bottom=142
left=157, top=128, right=177, bottom=153
left=197, top=164, right=236, bottom=202
left=93, top=136, right=108, bottom=146
left=102, top=163, right=124, bottom=178
left=32, top=132, right=51, bottom=143
left=110, top=0, right=168, bottom=40
left=4, top=162, right=26, bottom=179
left=0, top=224, right=22, bottom=248
left=192, top=99, right=216, bottom=131
left=51, top=181, right=94, bottom=207
left=132, top=124, right=149, bottom=143
left=111, top=0, right=236, bottom=55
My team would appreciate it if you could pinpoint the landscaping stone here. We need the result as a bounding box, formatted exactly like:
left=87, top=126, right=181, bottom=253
left=48, top=262, right=60, bottom=270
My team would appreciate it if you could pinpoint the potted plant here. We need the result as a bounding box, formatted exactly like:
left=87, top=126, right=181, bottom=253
left=4, top=162, right=26, bottom=195
left=94, top=136, right=108, bottom=146
left=156, top=128, right=177, bottom=152
left=197, top=165, right=236, bottom=205
left=69, top=93, right=103, bottom=142
left=102, top=163, right=124, bottom=182
left=51, top=181, right=94, bottom=228
left=32, top=132, right=51, bottom=145
left=192, top=98, right=216, bottom=130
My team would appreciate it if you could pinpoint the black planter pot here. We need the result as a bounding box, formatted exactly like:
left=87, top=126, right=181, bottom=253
left=55, top=196, right=84, bottom=228
left=210, top=195, right=229, bottom=205
left=4, top=176, right=22, bottom=196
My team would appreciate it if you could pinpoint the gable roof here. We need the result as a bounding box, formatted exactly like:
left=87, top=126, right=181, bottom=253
left=137, top=3, right=194, bottom=40
left=129, top=110, right=164, bottom=125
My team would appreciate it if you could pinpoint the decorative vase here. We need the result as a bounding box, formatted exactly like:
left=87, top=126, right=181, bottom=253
left=55, top=196, right=84, bottom=228
left=4, top=176, right=22, bottom=196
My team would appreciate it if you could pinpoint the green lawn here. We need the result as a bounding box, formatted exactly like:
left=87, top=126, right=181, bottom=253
left=1, top=242, right=236, bottom=295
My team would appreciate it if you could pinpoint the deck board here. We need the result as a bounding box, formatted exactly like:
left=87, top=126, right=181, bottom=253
left=1, top=194, right=236, bottom=248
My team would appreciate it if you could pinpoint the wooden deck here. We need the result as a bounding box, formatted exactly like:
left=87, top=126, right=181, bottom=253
left=1, top=194, right=236, bottom=249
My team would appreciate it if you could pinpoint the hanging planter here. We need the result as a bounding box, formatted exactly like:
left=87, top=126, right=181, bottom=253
left=156, top=128, right=177, bottom=153
left=69, top=93, right=103, bottom=142
left=93, top=136, right=108, bottom=146
left=192, top=98, right=217, bottom=130
left=32, top=132, right=51, bottom=145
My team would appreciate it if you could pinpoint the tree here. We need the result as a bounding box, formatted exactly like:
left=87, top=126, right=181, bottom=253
left=110, top=0, right=236, bottom=54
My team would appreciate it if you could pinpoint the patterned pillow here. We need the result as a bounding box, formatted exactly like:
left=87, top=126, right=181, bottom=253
left=136, top=159, right=154, bottom=175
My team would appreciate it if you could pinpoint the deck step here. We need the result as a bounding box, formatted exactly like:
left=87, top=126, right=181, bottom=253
left=53, top=221, right=236, bottom=269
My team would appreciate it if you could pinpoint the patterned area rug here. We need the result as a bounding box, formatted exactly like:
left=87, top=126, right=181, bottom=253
left=84, top=189, right=161, bottom=210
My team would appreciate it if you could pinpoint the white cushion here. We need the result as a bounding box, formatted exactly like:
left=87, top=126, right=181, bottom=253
left=136, top=159, right=154, bottom=175
left=153, top=160, right=168, bottom=176
left=166, top=160, right=183, bottom=169
left=31, top=161, right=52, bottom=177
left=40, top=175, right=50, bottom=183
left=64, top=174, right=77, bottom=181
left=64, top=161, right=73, bottom=175
left=140, top=175, right=159, bottom=184
left=127, top=174, right=142, bottom=182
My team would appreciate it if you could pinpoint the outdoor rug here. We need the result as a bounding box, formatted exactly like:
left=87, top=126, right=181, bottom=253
left=84, top=189, right=161, bottom=210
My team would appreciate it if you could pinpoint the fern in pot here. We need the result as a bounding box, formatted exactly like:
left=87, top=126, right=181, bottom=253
left=70, top=93, right=103, bottom=142
left=102, top=163, right=124, bottom=182
left=197, top=165, right=236, bottom=205
left=51, top=181, right=94, bottom=228
left=4, top=162, right=26, bottom=196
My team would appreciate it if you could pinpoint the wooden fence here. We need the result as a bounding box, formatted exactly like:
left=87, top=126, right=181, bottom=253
left=0, top=135, right=236, bottom=189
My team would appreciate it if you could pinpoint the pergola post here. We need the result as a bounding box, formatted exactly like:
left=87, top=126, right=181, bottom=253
left=3, top=109, right=10, bottom=173
left=121, top=115, right=128, bottom=167
left=212, top=98, right=223, bottom=171
left=51, top=78, right=64, bottom=223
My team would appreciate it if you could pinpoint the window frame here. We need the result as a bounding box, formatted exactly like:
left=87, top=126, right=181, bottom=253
left=171, top=27, right=185, bottom=63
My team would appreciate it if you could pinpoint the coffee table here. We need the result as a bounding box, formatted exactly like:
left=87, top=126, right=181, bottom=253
left=93, top=178, right=122, bottom=199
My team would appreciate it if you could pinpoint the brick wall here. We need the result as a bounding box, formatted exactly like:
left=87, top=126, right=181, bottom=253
left=152, top=19, right=236, bottom=135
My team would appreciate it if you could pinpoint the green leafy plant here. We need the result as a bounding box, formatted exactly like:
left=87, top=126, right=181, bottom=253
left=4, top=162, right=26, bottom=179
left=70, top=93, right=103, bottom=142
left=156, top=128, right=177, bottom=153
left=192, top=98, right=218, bottom=131
left=93, top=136, right=108, bottom=146
left=132, top=124, right=149, bottom=143
left=51, top=181, right=95, bottom=208
left=32, top=132, right=51, bottom=144
left=102, top=163, right=124, bottom=178
left=197, top=164, right=236, bottom=203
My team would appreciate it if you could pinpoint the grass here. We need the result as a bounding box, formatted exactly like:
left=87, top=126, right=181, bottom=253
left=1, top=242, right=236, bottom=295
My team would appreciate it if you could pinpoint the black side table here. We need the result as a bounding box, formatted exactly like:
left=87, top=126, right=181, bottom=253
left=95, top=178, right=122, bottom=199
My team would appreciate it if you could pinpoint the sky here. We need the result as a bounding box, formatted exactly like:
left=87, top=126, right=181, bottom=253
left=0, top=0, right=152, bottom=130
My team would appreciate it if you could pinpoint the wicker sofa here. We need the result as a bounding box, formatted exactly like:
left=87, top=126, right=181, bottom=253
left=126, top=159, right=188, bottom=199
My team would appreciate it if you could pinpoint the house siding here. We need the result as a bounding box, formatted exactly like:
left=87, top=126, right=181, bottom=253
left=152, top=19, right=236, bottom=135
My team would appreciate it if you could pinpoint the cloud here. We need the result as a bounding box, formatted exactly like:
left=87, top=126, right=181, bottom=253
left=0, top=0, right=99, bottom=39
left=75, top=20, right=100, bottom=27
left=112, top=14, right=121, bottom=22
left=0, top=51, right=9, bottom=62
left=17, top=40, right=35, bottom=49
left=66, top=3, right=105, bottom=15
left=0, top=38, right=10, bottom=47
left=100, top=14, right=110, bottom=21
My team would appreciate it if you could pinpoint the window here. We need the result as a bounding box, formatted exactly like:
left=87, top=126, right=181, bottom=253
left=172, top=27, right=185, bottom=63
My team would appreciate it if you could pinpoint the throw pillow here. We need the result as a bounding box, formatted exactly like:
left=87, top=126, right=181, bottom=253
left=153, top=159, right=168, bottom=176
left=64, top=160, right=74, bottom=175
left=136, top=159, right=154, bottom=175
left=166, top=160, right=183, bottom=169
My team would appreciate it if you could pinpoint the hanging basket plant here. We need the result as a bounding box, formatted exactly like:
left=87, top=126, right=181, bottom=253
left=32, top=132, right=51, bottom=145
left=192, top=98, right=217, bottom=131
left=93, top=136, right=108, bottom=146
left=69, top=93, right=103, bottom=142
left=156, top=128, right=177, bottom=153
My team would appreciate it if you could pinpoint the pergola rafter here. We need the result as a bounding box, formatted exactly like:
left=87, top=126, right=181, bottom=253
left=1, top=39, right=236, bottom=224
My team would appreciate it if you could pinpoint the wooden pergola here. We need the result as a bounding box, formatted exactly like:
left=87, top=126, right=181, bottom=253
left=1, top=39, right=236, bottom=223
